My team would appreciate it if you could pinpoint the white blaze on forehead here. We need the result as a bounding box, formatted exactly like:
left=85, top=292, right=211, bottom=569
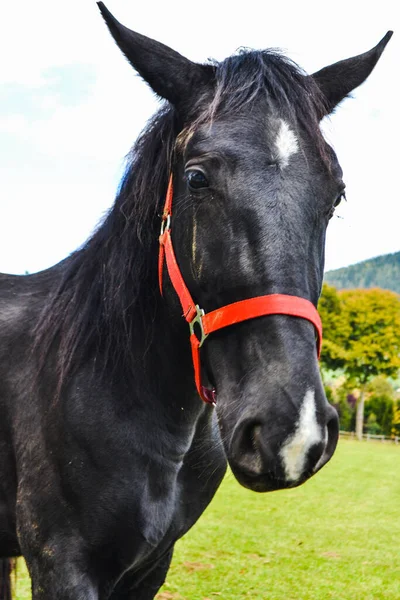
left=279, top=389, right=322, bottom=482
left=275, top=119, right=299, bottom=168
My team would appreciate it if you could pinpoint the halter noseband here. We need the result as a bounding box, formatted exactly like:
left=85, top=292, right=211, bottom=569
left=158, top=175, right=322, bottom=405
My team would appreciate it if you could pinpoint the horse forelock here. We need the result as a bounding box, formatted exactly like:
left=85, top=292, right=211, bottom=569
left=177, top=49, right=329, bottom=162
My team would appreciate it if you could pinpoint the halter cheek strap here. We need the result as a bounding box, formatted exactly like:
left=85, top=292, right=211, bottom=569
left=159, top=175, right=322, bottom=405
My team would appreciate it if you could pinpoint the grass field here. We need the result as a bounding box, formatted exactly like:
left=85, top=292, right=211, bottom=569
left=15, top=440, right=400, bottom=600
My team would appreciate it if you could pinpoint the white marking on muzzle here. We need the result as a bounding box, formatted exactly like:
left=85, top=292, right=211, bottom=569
left=279, top=389, right=322, bottom=482
left=275, top=120, right=298, bottom=168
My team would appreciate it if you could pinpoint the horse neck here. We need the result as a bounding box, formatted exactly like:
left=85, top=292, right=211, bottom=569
left=133, top=288, right=201, bottom=409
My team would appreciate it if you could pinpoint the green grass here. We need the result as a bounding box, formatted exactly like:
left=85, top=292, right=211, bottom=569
left=15, top=440, right=400, bottom=600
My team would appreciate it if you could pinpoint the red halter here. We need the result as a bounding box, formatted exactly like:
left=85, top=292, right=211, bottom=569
left=158, top=175, right=322, bottom=405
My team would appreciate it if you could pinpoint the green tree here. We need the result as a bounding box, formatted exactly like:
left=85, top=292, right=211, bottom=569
left=364, top=376, right=396, bottom=436
left=319, top=287, right=400, bottom=439
left=392, top=404, right=400, bottom=437
left=365, top=412, right=381, bottom=435
left=364, top=394, right=394, bottom=437
left=340, top=289, right=400, bottom=439
left=336, top=395, right=355, bottom=432
left=318, top=284, right=349, bottom=372
left=367, top=375, right=396, bottom=397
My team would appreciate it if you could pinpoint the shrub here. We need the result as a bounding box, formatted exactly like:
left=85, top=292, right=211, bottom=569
left=364, top=393, right=394, bottom=437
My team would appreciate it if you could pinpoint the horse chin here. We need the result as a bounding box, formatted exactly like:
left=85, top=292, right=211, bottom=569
left=228, top=463, right=308, bottom=493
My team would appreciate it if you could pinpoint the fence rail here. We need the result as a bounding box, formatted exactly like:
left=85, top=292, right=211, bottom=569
left=339, top=430, right=399, bottom=444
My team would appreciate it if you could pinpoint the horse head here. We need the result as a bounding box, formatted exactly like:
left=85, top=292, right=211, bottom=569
left=98, top=3, right=391, bottom=492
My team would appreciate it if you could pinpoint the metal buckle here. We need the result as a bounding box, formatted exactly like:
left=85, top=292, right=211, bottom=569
left=189, top=305, right=208, bottom=347
left=160, top=214, right=171, bottom=236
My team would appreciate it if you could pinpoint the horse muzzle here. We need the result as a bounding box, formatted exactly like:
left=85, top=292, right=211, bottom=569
left=226, top=388, right=339, bottom=492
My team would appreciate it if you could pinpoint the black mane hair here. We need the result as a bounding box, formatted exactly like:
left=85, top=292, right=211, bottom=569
left=34, top=49, right=327, bottom=390
left=34, top=105, right=179, bottom=388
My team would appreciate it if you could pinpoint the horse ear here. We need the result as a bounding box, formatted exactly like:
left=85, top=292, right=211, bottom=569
left=97, top=2, right=214, bottom=108
left=312, top=31, right=393, bottom=118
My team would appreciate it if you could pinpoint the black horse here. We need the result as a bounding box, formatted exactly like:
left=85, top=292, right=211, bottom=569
left=0, top=3, right=392, bottom=598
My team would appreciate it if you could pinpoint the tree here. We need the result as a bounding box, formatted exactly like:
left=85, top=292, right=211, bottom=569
left=392, top=404, right=400, bottom=438
left=367, top=375, right=396, bottom=397
left=364, top=393, right=394, bottom=437
left=365, top=412, right=381, bottom=435
left=365, top=377, right=396, bottom=437
left=319, top=287, right=400, bottom=439
left=318, top=284, right=350, bottom=372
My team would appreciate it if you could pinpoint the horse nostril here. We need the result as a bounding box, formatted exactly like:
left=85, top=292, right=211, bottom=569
left=231, top=421, right=264, bottom=477
left=312, top=406, right=340, bottom=474
left=247, top=423, right=262, bottom=454
left=325, top=407, right=340, bottom=456
left=306, top=440, right=326, bottom=470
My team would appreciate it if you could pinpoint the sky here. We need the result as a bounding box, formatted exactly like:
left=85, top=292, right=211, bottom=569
left=0, top=0, right=398, bottom=275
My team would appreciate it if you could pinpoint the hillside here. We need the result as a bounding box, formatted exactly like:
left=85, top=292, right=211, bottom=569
left=324, top=251, right=400, bottom=294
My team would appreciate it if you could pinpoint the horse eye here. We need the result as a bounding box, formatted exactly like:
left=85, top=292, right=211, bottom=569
left=334, top=190, right=346, bottom=208
left=186, top=170, right=209, bottom=190
left=328, top=190, right=346, bottom=220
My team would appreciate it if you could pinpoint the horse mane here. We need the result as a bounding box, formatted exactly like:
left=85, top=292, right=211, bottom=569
left=34, top=49, right=327, bottom=390
left=34, top=104, right=178, bottom=388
